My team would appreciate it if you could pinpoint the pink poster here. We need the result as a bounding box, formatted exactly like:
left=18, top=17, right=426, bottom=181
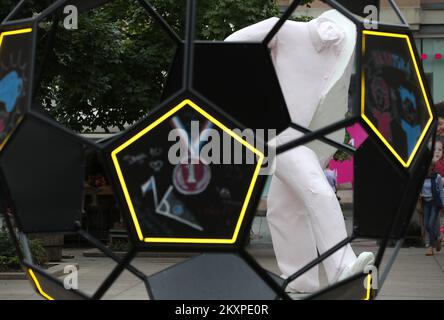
left=328, top=123, right=368, bottom=185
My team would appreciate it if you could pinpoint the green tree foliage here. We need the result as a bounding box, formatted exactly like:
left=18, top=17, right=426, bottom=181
left=0, top=1, right=319, bottom=132
left=0, top=231, right=47, bottom=271
left=1, top=0, right=286, bottom=132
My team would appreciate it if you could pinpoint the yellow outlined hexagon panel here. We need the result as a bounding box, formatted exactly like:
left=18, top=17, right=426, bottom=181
left=111, top=98, right=264, bottom=245
left=0, top=28, right=33, bottom=151
left=361, top=30, right=433, bottom=168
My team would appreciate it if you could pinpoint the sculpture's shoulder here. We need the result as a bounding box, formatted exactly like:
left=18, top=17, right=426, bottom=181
left=314, top=10, right=357, bottom=50
left=225, top=17, right=280, bottom=42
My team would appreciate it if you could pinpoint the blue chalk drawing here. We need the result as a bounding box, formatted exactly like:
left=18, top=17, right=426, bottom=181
left=399, top=86, right=416, bottom=110
left=401, top=120, right=421, bottom=156
left=399, top=86, right=421, bottom=156
left=0, top=71, right=23, bottom=113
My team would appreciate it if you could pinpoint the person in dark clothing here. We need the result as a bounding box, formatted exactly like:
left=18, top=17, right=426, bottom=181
left=421, top=161, right=444, bottom=256
left=431, top=103, right=444, bottom=251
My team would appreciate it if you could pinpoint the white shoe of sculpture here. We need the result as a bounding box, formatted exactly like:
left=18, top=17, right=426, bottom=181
left=338, top=252, right=375, bottom=281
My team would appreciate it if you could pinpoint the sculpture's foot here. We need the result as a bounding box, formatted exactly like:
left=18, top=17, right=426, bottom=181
left=338, top=252, right=375, bottom=281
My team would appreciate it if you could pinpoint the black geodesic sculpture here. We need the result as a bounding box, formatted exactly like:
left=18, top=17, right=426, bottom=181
left=0, top=0, right=436, bottom=300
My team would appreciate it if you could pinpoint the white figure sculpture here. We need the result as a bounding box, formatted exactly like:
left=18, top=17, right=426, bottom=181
left=226, top=10, right=374, bottom=293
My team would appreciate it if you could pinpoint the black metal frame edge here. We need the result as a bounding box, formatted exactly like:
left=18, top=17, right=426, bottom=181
left=282, top=235, right=356, bottom=292
left=289, top=122, right=356, bottom=155
left=182, top=0, right=196, bottom=91
left=322, top=0, right=362, bottom=26
left=2, top=0, right=27, bottom=24
left=306, top=272, right=369, bottom=300
left=263, top=0, right=301, bottom=46
left=238, top=249, right=291, bottom=300
left=21, top=259, right=91, bottom=300
left=77, top=227, right=148, bottom=282
left=276, top=117, right=359, bottom=155
left=388, top=0, right=409, bottom=27
left=137, top=0, right=181, bottom=45
left=92, top=246, right=138, bottom=299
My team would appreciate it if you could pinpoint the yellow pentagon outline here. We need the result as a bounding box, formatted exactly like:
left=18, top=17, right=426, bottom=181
left=0, top=28, right=33, bottom=151
left=111, top=99, right=264, bottom=244
left=361, top=30, right=434, bottom=168
left=27, top=268, right=54, bottom=300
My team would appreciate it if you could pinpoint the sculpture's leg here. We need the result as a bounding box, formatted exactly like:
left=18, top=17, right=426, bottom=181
left=268, top=144, right=356, bottom=292
left=268, top=174, right=320, bottom=292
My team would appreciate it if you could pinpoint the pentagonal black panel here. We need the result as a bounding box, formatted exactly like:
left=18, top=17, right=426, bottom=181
left=0, top=116, right=85, bottom=233
left=354, top=130, right=433, bottom=239
left=148, top=253, right=281, bottom=300
left=163, top=43, right=291, bottom=136
left=107, top=92, right=265, bottom=247
left=361, top=30, right=433, bottom=167
left=354, top=135, right=408, bottom=238
left=0, top=27, right=34, bottom=148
